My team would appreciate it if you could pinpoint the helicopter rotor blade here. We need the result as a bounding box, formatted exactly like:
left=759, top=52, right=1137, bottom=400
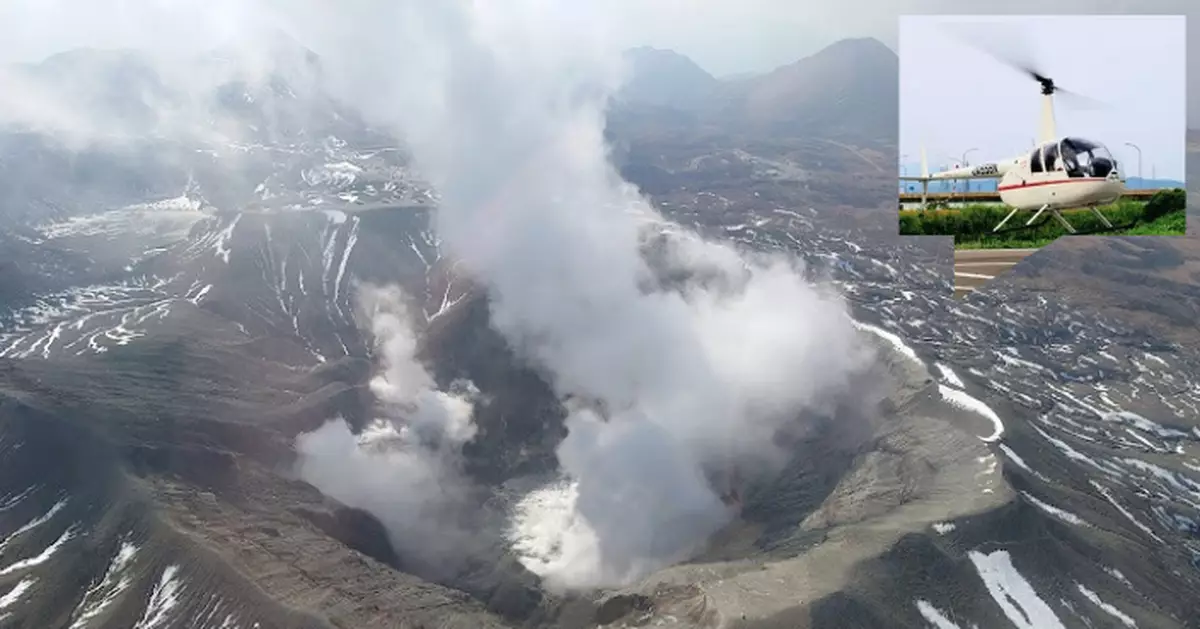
left=1055, top=86, right=1108, bottom=110
left=937, top=20, right=1110, bottom=109
left=938, top=21, right=1045, bottom=83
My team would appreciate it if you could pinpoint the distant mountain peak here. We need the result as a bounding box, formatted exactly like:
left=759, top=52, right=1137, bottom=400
left=709, top=36, right=898, bottom=143
left=621, top=47, right=715, bottom=79
left=215, top=27, right=320, bottom=67
left=616, top=46, right=717, bottom=111
left=608, top=36, right=900, bottom=143
left=623, top=46, right=697, bottom=60
left=817, top=36, right=895, bottom=56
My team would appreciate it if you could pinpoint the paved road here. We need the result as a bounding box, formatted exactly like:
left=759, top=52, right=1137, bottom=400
left=953, top=248, right=1040, bottom=297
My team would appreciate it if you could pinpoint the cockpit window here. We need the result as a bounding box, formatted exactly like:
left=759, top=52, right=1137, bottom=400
left=1029, top=147, right=1044, bottom=172
left=1061, top=140, right=1081, bottom=177
left=1061, top=137, right=1118, bottom=178
left=1042, top=142, right=1061, bottom=171
left=1063, top=137, right=1100, bottom=152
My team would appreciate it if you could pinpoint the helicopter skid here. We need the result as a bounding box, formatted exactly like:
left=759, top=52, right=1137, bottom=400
left=992, top=202, right=1119, bottom=234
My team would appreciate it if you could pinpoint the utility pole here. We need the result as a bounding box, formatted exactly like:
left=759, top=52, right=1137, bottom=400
left=1124, top=142, right=1142, bottom=186
left=962, top=148, right=978, bottom=193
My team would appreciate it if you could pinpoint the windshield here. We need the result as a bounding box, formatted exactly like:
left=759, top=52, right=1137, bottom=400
left=1061, top=137, right=1117, bottom=177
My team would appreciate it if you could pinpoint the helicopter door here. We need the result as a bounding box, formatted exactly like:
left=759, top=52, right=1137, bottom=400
left=1029, top=147, right=1044, bottom=173
left=1042, top=142, right=1062, bottom=173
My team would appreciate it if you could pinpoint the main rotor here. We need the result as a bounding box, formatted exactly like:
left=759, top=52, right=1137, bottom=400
left=941, top=22, right=1103, bottom=107
left=1031, top=72, right=1055, bottom=95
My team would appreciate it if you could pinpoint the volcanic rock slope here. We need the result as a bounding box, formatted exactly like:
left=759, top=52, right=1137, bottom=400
left=1, top=42, right=1200, bottom=629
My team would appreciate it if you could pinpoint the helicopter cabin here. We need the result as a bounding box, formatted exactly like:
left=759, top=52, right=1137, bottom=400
left=1028, top=137, right=1118, bottom=179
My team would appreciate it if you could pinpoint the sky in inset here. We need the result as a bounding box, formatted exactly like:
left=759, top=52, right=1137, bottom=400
left=899, top=14, right=1186, bottom=181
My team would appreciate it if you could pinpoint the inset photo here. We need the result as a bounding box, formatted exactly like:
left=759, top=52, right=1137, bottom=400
left=896, top=14, right=1187, bottom=295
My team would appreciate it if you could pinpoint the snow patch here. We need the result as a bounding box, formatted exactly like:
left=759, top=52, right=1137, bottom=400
left=1105, top=567, right=1133, bottom=590
left=1090, top=481, right=1164, bottom=544
left=213, top=215, right=242, bottom=264
left=0, top=525, right=77, bottom=575
left=1121, top=458, right=1200, bottom=496
left=968, top=549, right=1066, bottom=629
left=0, top=497, right=68, bottom=553
left=1034, top=426, right=1122, bottom=477
left=186, top=284, right=213, bottom=306
left=1076, top=583, right=1137, bottom=628
left=934, top=362, right=965, bottom=388
left=852, top=320, right=921, bottom=365
left=0, top=577, right=36, bottom=614
left=0, top=486, right=38, bottom=512
left=133, top=565, right=184, bottom=629
left=1101, top=411, right=1189, bottom=439
left=1020, top=491, right=1090, bottom=527
left=69, top=540, right=139, bottom=629
left=321, top=209, right=347, bottom=224
left=915, top=599, right=965, bottom=629
left=333, top=216, right=361, bottom=302
left=998, top=444, right=1049, bottom=481
left=938, top=385, right=1004, bottom=442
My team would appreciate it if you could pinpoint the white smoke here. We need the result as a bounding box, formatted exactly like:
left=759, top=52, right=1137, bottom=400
left=281, top=0, right=876, bottom=590
left=294, top=284, right=482, bottom=577
left=359, top=284, right=479, bottom=448
left=0, top=0, right=322, bottom=151
left=3, top=0, right=879, bottom=591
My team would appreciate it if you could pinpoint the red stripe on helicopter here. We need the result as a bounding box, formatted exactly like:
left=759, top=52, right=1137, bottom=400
left=998, top=178, right=1108, bottom=191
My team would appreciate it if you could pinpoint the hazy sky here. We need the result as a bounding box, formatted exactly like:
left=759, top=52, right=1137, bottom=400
left=0, top=0, right=1195, bottom=74
left=0, top=0, right=1195, bottom=134
left=899, top=14, right=1186, bottom=181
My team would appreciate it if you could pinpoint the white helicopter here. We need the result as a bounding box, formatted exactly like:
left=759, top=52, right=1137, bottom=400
left=901, top=54, right=1126, bottom=233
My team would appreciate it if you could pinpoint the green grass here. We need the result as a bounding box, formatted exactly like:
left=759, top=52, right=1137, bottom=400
left=1120, top=209, right=1187, bottom=236
left=954, top=236, right=1059, bottom=250
left=898, top=188, right=1187, bottom=249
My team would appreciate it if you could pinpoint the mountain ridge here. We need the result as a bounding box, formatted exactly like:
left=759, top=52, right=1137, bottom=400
left=616, top=37, right=897, bottom=144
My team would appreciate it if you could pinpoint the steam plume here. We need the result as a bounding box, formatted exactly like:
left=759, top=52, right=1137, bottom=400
left=284, top=0, right=875, bottom=589
left=294, top=284, right=481, bottom=578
